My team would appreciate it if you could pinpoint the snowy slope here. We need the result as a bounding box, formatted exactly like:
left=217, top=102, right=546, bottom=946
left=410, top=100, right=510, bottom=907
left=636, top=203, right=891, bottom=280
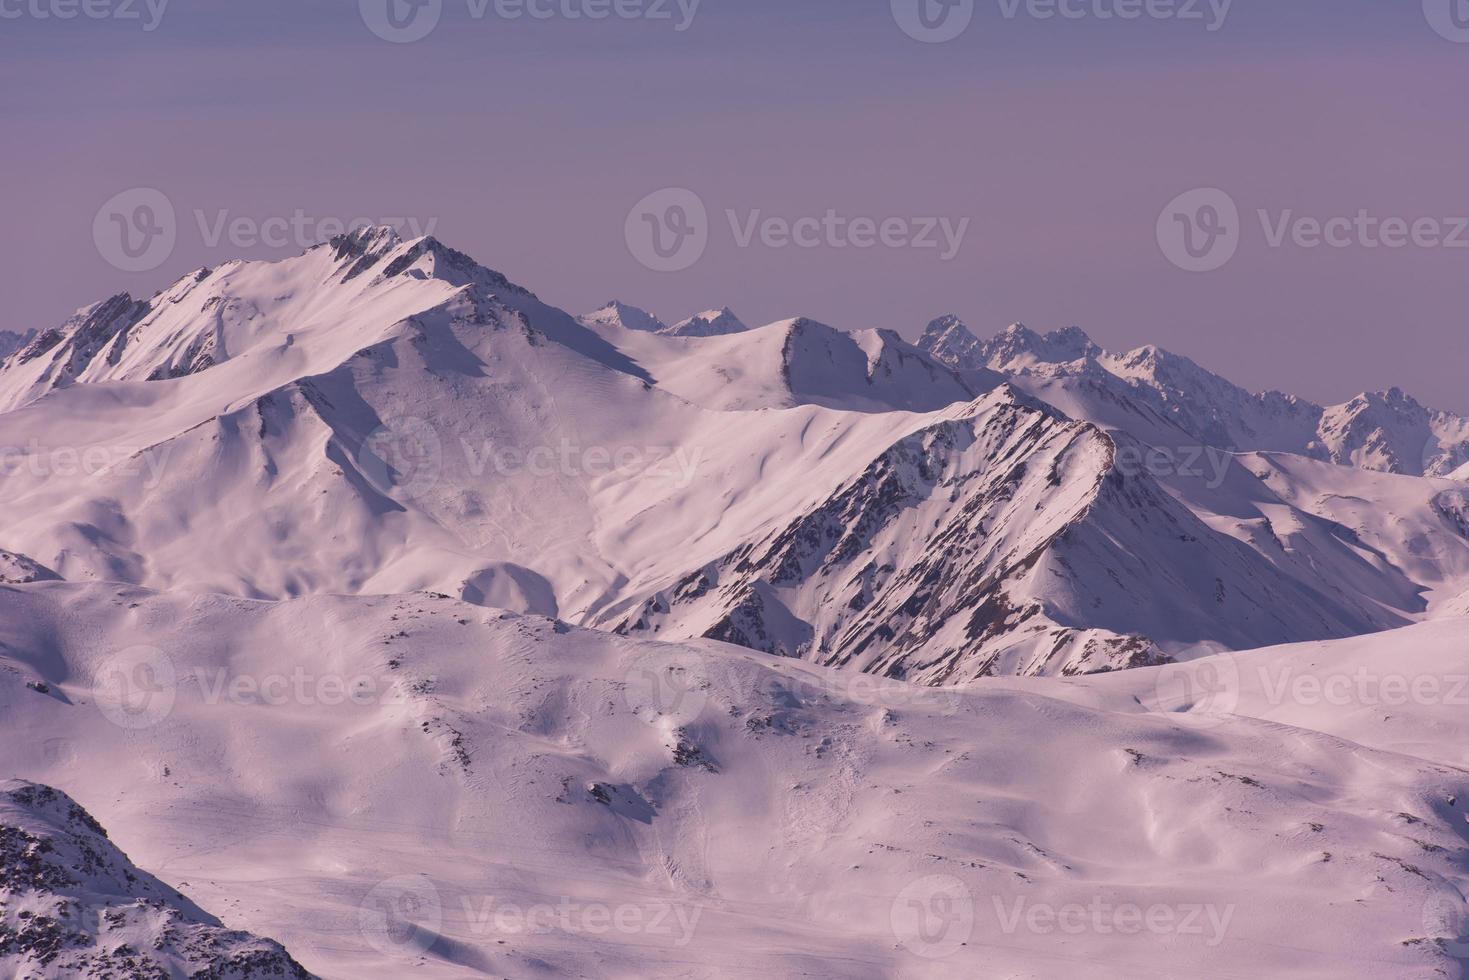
left=0, top=779, right=311, bottom=978
left=583, top=313, right=987, bottom=412
left=602, top=388, right=1409, bottom=681
left=0, top=582, right=1466, bottom=979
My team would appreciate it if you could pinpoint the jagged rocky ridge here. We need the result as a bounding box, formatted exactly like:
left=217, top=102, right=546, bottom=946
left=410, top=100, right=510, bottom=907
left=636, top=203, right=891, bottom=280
left=920, top=317, right=1469, bottom=477
left=0, top=780, right=311, bottom=979
left=603, top=388, right=1405, bottom=682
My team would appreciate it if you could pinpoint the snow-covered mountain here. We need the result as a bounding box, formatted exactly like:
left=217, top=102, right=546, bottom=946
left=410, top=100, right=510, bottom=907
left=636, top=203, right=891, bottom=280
left=578, top=299, right=669, bottom=334
left=916, top=313, right=984, bottom=370
left=0, top=329, right=33, bottom=362
left=918, top=318, right=1469, bottom=477
left=1, top=229, right=1466, bottom=688
left=8, top=227, right=1469, bottom=979
left=579, top=302, right=751, bottom=338
left=0, top=779, right=311, bottom=978
left=603, top=387, right=1411, bottom=680
left=665, top=306, right=748, bottom=337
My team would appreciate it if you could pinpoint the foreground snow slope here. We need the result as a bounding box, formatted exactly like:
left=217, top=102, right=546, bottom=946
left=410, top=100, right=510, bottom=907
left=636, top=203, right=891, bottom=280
left=1, top=581, right=1467, bottom=978
left=0, top=779, right=312, bottom=978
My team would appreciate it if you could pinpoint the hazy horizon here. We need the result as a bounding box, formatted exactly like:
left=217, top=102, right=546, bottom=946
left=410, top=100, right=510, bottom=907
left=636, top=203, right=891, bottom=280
left=5, top=0, right=1467, bottom=411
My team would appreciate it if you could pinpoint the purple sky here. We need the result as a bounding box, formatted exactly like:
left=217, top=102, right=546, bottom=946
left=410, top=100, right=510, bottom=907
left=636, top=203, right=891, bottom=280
left=4, top=0, right=1468, bottom=411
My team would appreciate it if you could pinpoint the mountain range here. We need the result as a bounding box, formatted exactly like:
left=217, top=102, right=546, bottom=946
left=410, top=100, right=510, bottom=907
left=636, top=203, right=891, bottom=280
left=2, top=228, right=1467, bottom=685
left=6, top=227, right=1469, bottom=977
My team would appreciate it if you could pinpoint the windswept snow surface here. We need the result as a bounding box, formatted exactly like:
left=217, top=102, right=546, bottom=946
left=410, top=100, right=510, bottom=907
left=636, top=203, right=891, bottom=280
left=6, top=229, right=1469, bottom=977
left=3, top=583, right=1469, bottom=979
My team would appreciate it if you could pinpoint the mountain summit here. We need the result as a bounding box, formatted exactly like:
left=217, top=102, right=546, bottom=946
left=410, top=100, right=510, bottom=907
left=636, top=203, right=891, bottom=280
left=666, top=307, right=749, bottom=337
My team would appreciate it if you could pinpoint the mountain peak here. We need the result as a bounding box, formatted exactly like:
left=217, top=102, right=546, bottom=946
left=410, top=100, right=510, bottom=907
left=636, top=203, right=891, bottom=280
left=981, top=322, right=1100, bottom=371
left=917, top=314, right=985, bottom=371
left=666, top=307, right=748, bottom=337
left=329, top=223, right=404, bottom=260
left=327, top=226, right=530, bottom=296
left=580, top=300, right=669, bottom=334
left=0, top=329, right=35, bottom=362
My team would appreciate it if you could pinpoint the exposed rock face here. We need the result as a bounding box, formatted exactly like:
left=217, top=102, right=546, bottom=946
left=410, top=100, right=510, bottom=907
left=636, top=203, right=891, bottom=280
left=666, top=307, right=748, bottom=337
left=607, top=389, right=1393, bottom=682
left=918, top=322, right=1469, bottom=477
left=0, top=780, right=313, bottom=979
left=0, top=550, right=61, bottom=585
